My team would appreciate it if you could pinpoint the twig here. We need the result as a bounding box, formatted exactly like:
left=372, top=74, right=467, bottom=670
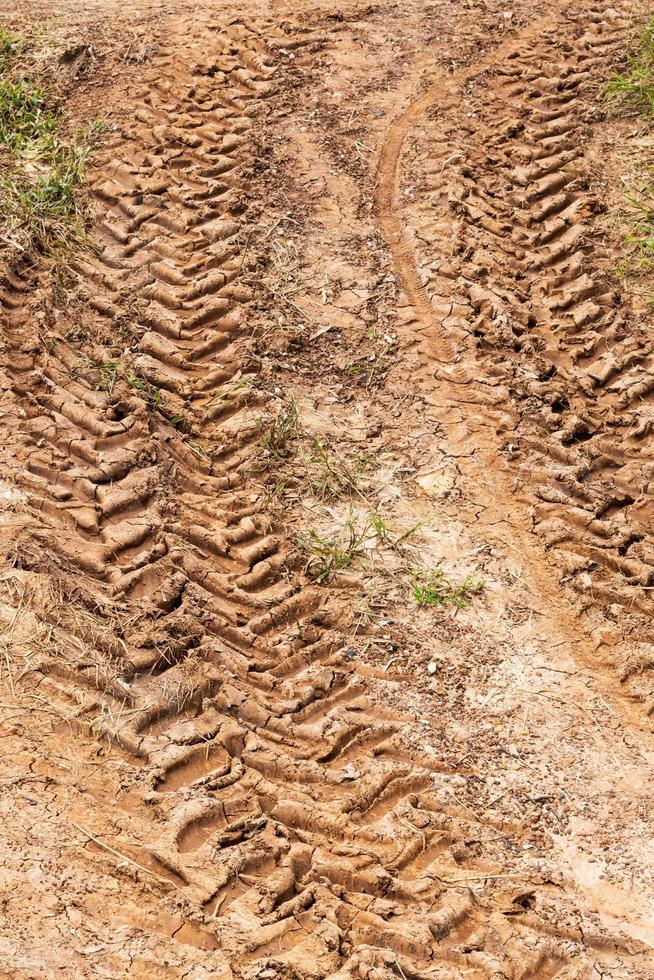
left=238, top=230, right=253, bottom=273
left=71, top=821, right=179, bottom=890
left=397, top=815, right=426, bottom=852
left=391, top=955, right=408, bottom=980
left=434, top=871, right=531, bottom=885
left=2, top=601, right=22, bottom=698
left=440, top=785, right=479, bottom=820
left=482, top=788, right=510, bottom=810
left=211, top=890, right=228, bottom=919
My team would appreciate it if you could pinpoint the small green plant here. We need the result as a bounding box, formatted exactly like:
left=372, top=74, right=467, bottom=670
left=411, top=568, right=484, bottom=609
left=298, top=509, right=373, bottom=582
left=307, top=441, right=368, bottom=501
left=189, top=443, right=211, bottom=460
left=96, top=359, right=118, bottom=393
left=269, top=479, right=286, bottom=498
left=0, top=124, right=97, bottom=246
left=369, top=510, right=392, bottom=545
left=605, top=16, right=654, bottom=115
left=604, top=16, right=654, bottom=276
left=0, top=29, right=24, bottom=72
left=0, top=46, right=105, bottom=249
left=0, top=79, right=57, bottom=149
left=298, top=506, right=432, bottom=583
left=205, top=376, right=255, bottom=407
left=262, top=396, right=301, bottom=460
left=608, top=181, right=654, bottom=275
left=127, top=373, right=162, bottom=407
left=624, top=185, right=654, bottom=257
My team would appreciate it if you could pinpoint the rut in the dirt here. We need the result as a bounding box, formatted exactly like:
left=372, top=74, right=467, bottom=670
left=0, top=2, right=652, bottom=979
left=379, top=1, right=654, bottom=706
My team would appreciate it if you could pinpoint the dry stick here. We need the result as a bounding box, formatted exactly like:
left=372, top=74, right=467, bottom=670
left=534, top=662, right=587, bottom=677
left=391, top=956, right=408, bottom=980
left=3, top=649, right=16, bottom=698
left=0, top=701, right=65, bottom=719
left=2, top=601, right=22, bottom=698
left=482, top=789, right=510, bottom=810
left=434, top=871, right=531, bottom=885
left=71, top=821, right=179, bottom=890
left=238, top=230, right=253, bottom=273
left=398, top=815, right=427, bottom=853
left=0, top=710, right=61, bottom=726
left=513, top=685, right=600, bottom=729
left=440, top=784, right=479, bottom=821
left=262, top=212, right=301, bottom=240
left=261, top=281, right=306, bottom=318
left=211, top=890, right=228, bottom=919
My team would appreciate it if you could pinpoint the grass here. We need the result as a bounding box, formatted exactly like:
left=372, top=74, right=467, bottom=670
left=605, top=18, right=654, bottom=276
left=307, top=441, right=368, bottom=501
left=411, top=568, right=484, bottom=609
left=82, top=358, right=171, bottom=415
left=262, top=396, right=301, bottom=461
left=0, top=79, right=57, bottom=149
left=298, top=508, right=430, bottom=583
left=96, top=359, right=119, bottom=393
left=605, top=16, right=654, bottom=114
left=619, top=185, right=654, bottom=264
left=0, top=33, right=102, bottom=250
left=0, top=29, right=25, bottom=73
left=127, top=372, right=162, bottom=407
left=298, top=509, right=373, bottom=582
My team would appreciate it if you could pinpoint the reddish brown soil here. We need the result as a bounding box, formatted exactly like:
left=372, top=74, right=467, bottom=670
left=1, top=0, right=654, bottom=977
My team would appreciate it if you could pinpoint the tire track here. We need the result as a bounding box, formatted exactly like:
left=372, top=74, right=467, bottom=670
left=374, top=15, right=573, bottom=367
left=0, top=5, right=650, bottom=978
left=376, top=2, right=654, bottom=706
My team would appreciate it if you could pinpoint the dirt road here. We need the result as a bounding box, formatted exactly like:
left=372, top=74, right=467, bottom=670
left=1, top=0, right=654, bottom=976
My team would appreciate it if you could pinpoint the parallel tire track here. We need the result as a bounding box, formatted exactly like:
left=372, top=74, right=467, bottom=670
left=0, top=6, right=649, bottom=979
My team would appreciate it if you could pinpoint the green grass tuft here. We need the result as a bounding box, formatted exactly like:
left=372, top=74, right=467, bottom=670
left=0, top=79, right=57, bottom=149
left=127, top=372, right=162, bottom=407
left=262, top=396, right=301, bottom=461
left=605, top=17, right=654, bottom=115
left=0, top=29, right=25, bottom=73
left=306, top=441, right=368, bottom=501
left=0, top=48, right=103, bottom=249
left=298, top=509, right=373, bottom=582
left=412, top=568, right=484, bottom=609
left=604, top=19, right=654, bottom=276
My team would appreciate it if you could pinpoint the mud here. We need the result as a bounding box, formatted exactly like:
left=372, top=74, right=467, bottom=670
left=1, top=0, right=654, bottom=977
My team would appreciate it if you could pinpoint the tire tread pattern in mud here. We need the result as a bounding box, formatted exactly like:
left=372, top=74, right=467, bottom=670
left=0, top=9, right=644, bottom=980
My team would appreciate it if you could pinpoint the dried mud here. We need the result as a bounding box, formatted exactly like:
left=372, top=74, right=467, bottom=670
left=1, top=0, right=654, bottom=978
